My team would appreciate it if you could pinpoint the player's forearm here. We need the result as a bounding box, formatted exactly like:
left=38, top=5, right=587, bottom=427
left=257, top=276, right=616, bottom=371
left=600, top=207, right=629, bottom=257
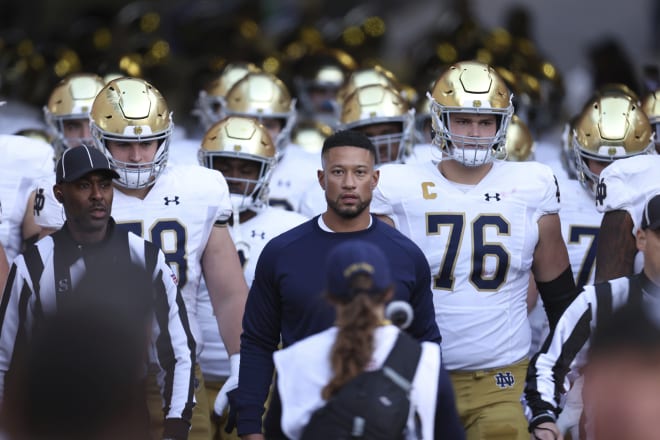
left=214, top=293, right=245, bottom=355
left=595, top=210, right=636, bottom=282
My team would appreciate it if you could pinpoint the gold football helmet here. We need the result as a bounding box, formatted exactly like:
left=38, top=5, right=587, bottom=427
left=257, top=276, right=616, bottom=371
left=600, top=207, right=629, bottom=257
left=293, top=48, right=357, bottom=127
left=336, top=65, right=401, bottom=105
left=291, top=120, right=333, bottom=154
left=90, top=77, right=172, bottom=189
left=199, top=116, right=276, bottom=211
left=429, top=60, right=514, bottom=167
left=44, top=73, right=106, bottom=156
left=573, top=94, right=654, bottom=195
left=504, top=115, right=534, bottom=161
left=222, top=72, right=296, bottom=152
left=340, top=84, right=415, bottom=165
left=642, top=88, right=660, bottom=151
left=193, top=62, right=261, bottom=131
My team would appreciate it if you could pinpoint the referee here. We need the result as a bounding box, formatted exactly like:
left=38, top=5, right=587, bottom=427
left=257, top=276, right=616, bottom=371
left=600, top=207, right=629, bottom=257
left=524, top=193, right=660, bottom=440
left=0, top=146, right=196, bottom=440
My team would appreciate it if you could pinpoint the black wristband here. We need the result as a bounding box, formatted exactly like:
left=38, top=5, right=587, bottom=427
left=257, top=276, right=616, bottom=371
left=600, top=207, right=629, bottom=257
left=536, top=266, right=577, bottom=329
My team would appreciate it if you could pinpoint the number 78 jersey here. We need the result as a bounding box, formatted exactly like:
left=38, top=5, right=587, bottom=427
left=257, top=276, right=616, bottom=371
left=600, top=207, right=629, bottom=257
left=372, top=160, right=561, bottom=370
left=112, top=165, right=232, bottom=348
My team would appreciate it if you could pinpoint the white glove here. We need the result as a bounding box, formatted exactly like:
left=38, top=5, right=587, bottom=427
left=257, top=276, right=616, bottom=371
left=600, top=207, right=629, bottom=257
left=214, top=354, right=240, bottom=416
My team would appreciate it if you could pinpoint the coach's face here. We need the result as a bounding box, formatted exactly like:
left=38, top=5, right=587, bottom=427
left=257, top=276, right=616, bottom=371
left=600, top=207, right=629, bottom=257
left=319, top=146, right=378, bottom=219
left=54, top=171, right=114, bottom=243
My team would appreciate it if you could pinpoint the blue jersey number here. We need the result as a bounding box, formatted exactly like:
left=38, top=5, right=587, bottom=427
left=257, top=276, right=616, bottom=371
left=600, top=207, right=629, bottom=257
left=427, top=213, right=510, bottom=291
left=117, top=220, right=188, bottom=288
left=568, top=225, right=599, bottom=288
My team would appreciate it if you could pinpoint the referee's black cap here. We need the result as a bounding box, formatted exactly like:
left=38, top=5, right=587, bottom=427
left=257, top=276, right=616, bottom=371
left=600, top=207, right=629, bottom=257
left=56, top=146, right=120, bottom=183
left=642, top=193, right=660, bottom=230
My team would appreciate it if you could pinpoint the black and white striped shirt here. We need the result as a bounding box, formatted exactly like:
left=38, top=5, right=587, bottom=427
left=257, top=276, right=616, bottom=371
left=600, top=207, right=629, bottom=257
left=524, top=272, right=660, bottom=421
left=0, top=218, right=196, bottom=435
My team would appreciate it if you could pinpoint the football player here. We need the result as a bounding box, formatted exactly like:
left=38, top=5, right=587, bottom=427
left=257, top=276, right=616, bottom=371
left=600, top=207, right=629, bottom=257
left=222, top=71, right=318, bottom=212
left=370, top=60, right=576, bottom=440
left=531, top=90, right=655, bottom=439
left=192, top=62, right=261, bottom=133
left=27, top=73, right=106, bottom=243
left=197, top=116, right=308, bottom=438
left=292, top=48, right=357, bottom=128
left=0, top=131, right=54, bottom=260
left=594, top=87, right=660, bottom=283
left=43, top=73, right=106, bottom=158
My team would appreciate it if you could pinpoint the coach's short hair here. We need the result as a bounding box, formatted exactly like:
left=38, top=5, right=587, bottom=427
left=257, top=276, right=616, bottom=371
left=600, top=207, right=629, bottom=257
left=321, top=130, right=376, bottom=157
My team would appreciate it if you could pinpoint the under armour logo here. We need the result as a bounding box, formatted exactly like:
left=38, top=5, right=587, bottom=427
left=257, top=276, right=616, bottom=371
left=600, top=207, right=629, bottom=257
left=34, top=188, right=45, bottom=215
left=251, top=230, right=266, bottom=239
left=494, top=372, right=515, bottom=388
left=164, top=196, right=180, bottom=206
left=553, top=175, right=561, bottom=203
left=484, top=193, right=501, bottom=202
left=595, top=178, right=607, bottom=206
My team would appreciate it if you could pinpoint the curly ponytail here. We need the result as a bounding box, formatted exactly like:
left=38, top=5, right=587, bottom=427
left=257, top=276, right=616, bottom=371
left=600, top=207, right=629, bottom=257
left=321, top=273, right=390, bottom=399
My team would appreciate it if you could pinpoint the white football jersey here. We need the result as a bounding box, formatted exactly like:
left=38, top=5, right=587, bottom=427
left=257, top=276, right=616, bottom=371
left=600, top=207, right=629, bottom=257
left=110, top=164, right=231, bottom=350
left=0, top=135, right=55, bottom=260
left=32, top=175, right=62, bottom=231
left=594, top=154, right=660, bottom=235
left=267, top=144, right=320, bottom=212
left=372, top=160, right=560, bottom=370
left=557, top=177, right=603, bottom=288
left=197, top=207, right=308, bottom=378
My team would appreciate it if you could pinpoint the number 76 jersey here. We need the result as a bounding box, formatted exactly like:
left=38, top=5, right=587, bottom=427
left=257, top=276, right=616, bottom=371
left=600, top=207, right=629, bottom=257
left=371, top=160, right=561, bottom=370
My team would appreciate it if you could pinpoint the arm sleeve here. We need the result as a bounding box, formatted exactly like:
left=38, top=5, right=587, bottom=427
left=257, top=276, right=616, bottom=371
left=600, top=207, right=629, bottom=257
left=434, top=362, right=465, bottom=439
left=150, top=248, right=196, bottom=438
left=524, top=288, right=595, bottom=421
left=236, top=244, right=283, bottom=435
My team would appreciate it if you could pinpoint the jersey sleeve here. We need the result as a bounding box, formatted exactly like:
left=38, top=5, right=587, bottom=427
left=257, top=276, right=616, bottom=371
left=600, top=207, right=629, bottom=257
left=370, top=164, right=405, bottom=221
left=594, top=155, right=660, bottom=234
left=208, top=168, right=233, bottom=224
left=32, top=177, right=65, bottom=229
left=534, top=163, right=561, bottom=221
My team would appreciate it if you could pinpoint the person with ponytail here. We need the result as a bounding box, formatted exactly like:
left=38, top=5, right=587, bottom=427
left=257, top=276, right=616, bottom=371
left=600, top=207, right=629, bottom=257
left=273, top=240, right=465, bottom=439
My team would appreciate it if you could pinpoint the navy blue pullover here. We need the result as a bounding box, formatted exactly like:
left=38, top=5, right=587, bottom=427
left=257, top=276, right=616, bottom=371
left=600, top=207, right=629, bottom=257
left=236, top=215, right=441, bottom=435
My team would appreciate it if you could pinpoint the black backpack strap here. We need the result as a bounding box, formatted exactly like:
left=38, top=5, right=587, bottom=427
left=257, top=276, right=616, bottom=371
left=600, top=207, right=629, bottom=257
left=381, top=331, right=423, bottom=391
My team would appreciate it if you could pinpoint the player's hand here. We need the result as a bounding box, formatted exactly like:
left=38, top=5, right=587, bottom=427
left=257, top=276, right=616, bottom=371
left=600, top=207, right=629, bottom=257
left=531, top=421, right=562, bottom=440
left=214, top=354, right=240, bottom=416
